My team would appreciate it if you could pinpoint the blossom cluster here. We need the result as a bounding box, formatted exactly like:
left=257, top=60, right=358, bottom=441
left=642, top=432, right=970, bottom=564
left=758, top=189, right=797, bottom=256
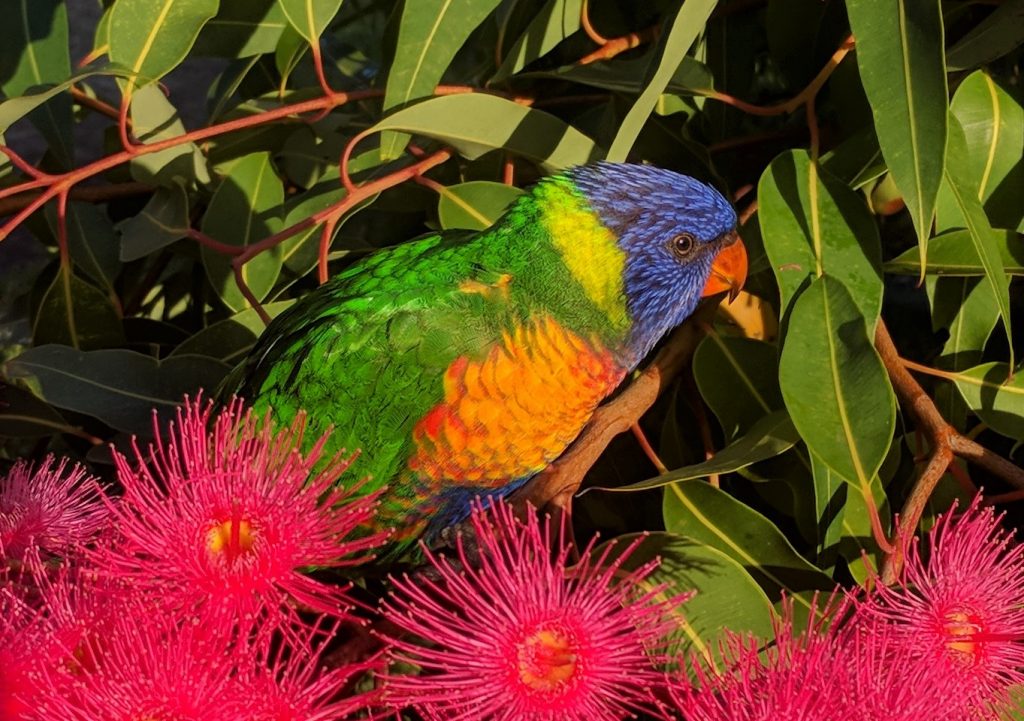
left=3, top=398, right=1024, bottom=720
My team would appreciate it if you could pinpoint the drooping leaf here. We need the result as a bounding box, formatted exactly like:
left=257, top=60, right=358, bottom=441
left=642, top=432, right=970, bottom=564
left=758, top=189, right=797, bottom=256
left=946, top=0, right=1024, bottom=71
left=491, top=0, right=582, bottom=83
left=885, top=229, right=1024, bottom=276
left=109, top=0, right=219, bottom=84
left=942, top=114, right=1013, bottom=366
left=129, top=84, right=210, bottom=186
left=953, top=363, right=1024, bottom=440
left=364, top=94, right=600, bottom=170
left=942, top=71, right=1024, bottom=232
left=277, top=0, right=343, bottom=43
left=0, top=383, right=75, bottom=439
left=845, top=0, right=947, bottom=261
left=662, top=480, right=834, bottom=610
left=0, top=0, right=74, bottom=166
left=758, top=149, right=883, bottom=322
left=32, top=268, right=125, bottom=351
left=119, top=184, right=191, bottom=261
left=778, top=275, right=895, bottom=492
left=171, top=301, right=293, bottom=364
left=200, top=151, right=285, bottom=311
left=436, top=181, right=523, bottom=231
left=606, top=0, right=717, bottom=162
left=0, top=65, right=129, bottom=135
left=600, top=532, right=774, bottom=657
left=194, top=0, right=288, bottom=58
left=381, top=0, right=504, bottom=158
left=693, top=334, right=783, bottom=439
left=5, top=346, right=228, bottom=435
left=603, top=411, right=800, bottom=492
left=44, top=202, right=120, bottom=293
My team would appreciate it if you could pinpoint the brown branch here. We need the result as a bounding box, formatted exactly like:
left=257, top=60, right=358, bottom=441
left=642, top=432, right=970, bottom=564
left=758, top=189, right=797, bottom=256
left=518, top=303, right=715, bottom=511
left=577, top=26, right=659, bottom=65
left=875, top=320, right=1024, bottom=583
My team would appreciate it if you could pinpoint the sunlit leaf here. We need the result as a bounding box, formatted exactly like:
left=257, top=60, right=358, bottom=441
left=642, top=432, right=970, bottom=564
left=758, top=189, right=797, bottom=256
left=953, top=362, right=1024, bottom=440
left=436, top=181, right=523, bottom=231
left=778, top=275, right=894, bottom=492
left=200, top=151, right=285, bottom=311
left=110, top=0, right=219, bottom=84
left=492, top=0, right=582, bottom=82
left=381, top=0, right=503, bottom=159
left=364, top=94, right=600, bottom=169
left=846, top=0, right=947, bottom=262
left=606, top=0, right=717, bottom=161
left=277, top=0, right=343, bottom=43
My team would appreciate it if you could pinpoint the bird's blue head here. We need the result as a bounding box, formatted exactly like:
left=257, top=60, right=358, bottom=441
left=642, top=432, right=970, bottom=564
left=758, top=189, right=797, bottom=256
left=567, top=162, right=745, bottom=363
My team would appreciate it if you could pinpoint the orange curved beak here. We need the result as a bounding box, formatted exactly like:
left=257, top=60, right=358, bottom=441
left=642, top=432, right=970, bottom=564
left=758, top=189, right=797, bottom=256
left=701, top=232, right=747, bottom=303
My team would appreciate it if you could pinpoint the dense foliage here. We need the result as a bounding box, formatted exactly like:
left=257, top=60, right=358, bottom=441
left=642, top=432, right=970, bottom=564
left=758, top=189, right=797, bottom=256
left=1, top=0, right=1024, bottom=718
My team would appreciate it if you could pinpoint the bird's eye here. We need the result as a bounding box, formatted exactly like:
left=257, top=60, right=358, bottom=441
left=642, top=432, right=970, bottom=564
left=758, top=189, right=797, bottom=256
left=669, top=233, right=696, bottom=260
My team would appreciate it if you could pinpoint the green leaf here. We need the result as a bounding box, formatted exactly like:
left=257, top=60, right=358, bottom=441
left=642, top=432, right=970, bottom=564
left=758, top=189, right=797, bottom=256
left=662, top=480, right=834, bottom=609
left=436, top=181, right=523, bottom=231
left=945, top=71, right=1024, bottom=232
left=32, top=268, right=125, bottom=351
left=194, top=0, right=288, bottom=58
left=491, top=0, right=582, bottom=83
left=779, top=276, right=894, bottom=493
left=44, top=203, right=120, bottom=292
left=381, top=0, right=503, bottom=159
left=129, top=84, right=210, bottom=186
left=528, top=56, right=714, bottom=98
left=819, top=127, right=885, bottom=190
left=119, top=184, right=191, bottom=261
left=365, top=94, right=600, bottom=170
left=5, top=346, right=227, bottom=435
left=845, top=0, right=947, bottom=260
left=110, top=0, right=219, bottom=84
left=946, top=0, right=1024, bottom=71
left=0, top=0, right=74, bottom=167
left=758, top=149, right=883, bottom=322
left=942, top=114, right=1013, bottom=366
left=885, top=229, right=1023, bottom=276
left=602, top=411, right=800, bottom=492
left=0, top=65, right=129, bottom=136
left=277, top=0, right=342, bottom=43
left=171, top=301, right=292, bottom=364
left=693, top=334, right=783, bottom=439
left=201, top=151, right=285, bottom=311
left=0, top=383, right=75, bottom=439
left=606, top=0, right=717, bottom=162
left=953, top=362, right=1024, bottom=440
left=600, top=532, right=774, bottom=657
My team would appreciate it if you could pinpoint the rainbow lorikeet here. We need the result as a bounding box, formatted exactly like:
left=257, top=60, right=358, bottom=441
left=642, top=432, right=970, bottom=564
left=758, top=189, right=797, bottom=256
left=228, top=162, right=746, bottom=554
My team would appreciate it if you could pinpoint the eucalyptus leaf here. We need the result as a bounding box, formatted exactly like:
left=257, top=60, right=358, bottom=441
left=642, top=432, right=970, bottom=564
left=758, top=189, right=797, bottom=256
left=693, top=334, right=783, bottom=439
left=436, top=181, right=524, bottom=231
left=846, top=0, right=947, bottom=261
left=194, top=0, right=288, bottom=58
left=381, top=0, right=504, bottom=158
left=364, top=94, right=600, bottom=170
left=491, top=0, right=582, bottom=83
left=44, top=202, right=120, bottom=292
left=277, top=0, right=343, bottom=43
left=32, top=268, right=125, bottom=351
left=129, top=84, right=210, bottom=187
left=601, top=411, right=799, bottom=492
left=5, top=346, right=228, bottom=435
left=778, top=276, right=895, bottom=492
left=110, top=0, right=219, bottom=84
left=0, top=0, right=74, bottom=166
left=885, top=229, right=1024, bottom=276
left=953, top=362, right=1024, bottom=440
left=758, top=149, right=883, bottom=322
left=663, top=480, right=834, bottom=609
left=201, top=152, right=285, bottom=311
left=606, top=0, right=717, bottom=162
left=119, top=184, right=191, bottom=261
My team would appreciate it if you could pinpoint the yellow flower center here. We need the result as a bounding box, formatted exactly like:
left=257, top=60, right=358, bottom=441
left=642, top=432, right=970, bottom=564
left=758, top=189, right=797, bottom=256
left=943, top=609, right=983, bottom=663
left=206, top=517, right=254, bottom=560
left=516, top=627, right=579, bottom=692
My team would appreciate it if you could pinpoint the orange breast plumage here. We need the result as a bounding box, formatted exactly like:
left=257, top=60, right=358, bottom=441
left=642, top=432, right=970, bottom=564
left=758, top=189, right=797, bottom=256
left=407, top=316, right=625, bottom=488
